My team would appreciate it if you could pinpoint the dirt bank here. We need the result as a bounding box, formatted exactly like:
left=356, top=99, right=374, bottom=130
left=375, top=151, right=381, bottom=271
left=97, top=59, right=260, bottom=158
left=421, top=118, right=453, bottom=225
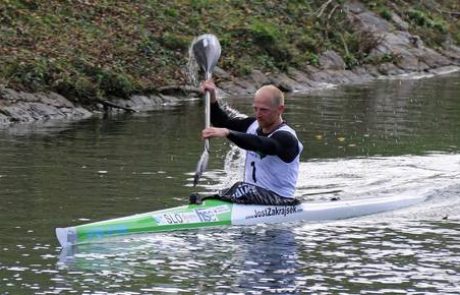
left=1, top=1, right=459, bottom=125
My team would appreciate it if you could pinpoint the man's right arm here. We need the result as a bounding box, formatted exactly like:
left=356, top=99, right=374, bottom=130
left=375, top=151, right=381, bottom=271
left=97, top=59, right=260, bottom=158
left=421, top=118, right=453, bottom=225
left=211, top=101, right=255, bottom=132
left=201, top=79, right=254, bottom=132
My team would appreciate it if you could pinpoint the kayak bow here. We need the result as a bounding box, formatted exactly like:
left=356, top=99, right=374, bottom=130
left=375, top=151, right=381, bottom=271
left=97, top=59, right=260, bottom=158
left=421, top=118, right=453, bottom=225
left=56, top=195, right=425, bottom=247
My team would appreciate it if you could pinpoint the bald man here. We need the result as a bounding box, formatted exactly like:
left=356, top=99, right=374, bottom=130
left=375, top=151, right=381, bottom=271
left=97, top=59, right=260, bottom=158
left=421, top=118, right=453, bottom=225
left=194, top=80, right=303, bottom=206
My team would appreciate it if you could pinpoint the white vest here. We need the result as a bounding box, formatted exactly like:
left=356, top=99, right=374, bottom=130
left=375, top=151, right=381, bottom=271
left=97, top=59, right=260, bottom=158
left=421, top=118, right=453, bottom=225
left=244, top=121, right=303, bottom=198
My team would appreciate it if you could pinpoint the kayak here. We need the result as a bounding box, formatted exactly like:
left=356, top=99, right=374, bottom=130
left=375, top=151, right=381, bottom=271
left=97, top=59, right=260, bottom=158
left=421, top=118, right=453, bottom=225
left=56, top=195, right=425, bottom=247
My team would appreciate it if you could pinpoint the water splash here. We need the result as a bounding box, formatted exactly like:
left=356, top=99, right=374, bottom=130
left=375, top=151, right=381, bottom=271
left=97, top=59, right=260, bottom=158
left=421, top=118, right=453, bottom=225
left=186, top=37, right=200, bottom=87
left=222, top=144, right=244, bottom=188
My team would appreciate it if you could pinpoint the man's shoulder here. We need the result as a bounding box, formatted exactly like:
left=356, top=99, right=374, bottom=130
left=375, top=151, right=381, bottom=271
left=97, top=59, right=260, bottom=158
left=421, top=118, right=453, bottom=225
left=271, top=129, right=298, bottom=145
left=273, top=123, right=298, bottom=138
left=271, top=128, right=301, bottom=162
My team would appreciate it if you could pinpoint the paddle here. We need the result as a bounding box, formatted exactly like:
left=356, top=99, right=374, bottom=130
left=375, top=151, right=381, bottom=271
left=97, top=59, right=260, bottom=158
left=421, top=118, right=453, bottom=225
left=192, top=34, right=221, bottom=186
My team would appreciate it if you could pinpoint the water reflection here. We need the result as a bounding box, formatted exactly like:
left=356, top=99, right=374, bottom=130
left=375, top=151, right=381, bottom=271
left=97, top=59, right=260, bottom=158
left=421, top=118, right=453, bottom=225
left=55, top=226, right=299, bottom=294
left=233, top=228, right=299, bottom=294
left=49, top=214, right=460, bottom=294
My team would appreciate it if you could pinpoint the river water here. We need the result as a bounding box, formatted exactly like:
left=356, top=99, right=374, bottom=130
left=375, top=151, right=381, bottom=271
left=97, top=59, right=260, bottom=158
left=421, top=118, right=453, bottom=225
left=1, top=72, right=460, bottom=294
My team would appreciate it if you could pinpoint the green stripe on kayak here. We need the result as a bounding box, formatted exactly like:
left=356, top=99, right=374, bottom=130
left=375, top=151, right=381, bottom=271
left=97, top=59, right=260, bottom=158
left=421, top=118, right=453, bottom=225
left=56, top=195, right=427, bottom=247
left=75, top=199, right=233, bottom=243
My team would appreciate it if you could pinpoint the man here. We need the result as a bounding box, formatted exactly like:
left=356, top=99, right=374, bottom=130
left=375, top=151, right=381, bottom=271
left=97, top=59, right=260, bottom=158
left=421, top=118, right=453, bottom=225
left=194, top=80, right=303, bottom=206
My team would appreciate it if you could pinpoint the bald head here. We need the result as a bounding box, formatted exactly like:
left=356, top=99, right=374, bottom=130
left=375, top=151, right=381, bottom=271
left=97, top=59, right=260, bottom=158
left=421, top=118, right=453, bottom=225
left=253, top=85, right=285, bottom=133
left=255, top=85, right=284, bottom=107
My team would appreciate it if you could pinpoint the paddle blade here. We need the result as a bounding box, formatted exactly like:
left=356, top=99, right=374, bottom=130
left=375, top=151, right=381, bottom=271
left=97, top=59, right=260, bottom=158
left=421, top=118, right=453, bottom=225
left=191, top=34, right=220, bottom=186
left=192, top=34, right=221, bottom=75
left=193, top=149, right=209, bottom=186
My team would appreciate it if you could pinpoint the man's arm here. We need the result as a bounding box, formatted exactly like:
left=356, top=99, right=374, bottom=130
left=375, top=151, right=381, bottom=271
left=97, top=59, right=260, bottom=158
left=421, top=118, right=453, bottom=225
left=227, top=130, right=300, bottom=163
left=201, top=79, right=254, bottom=132
left=211, top=102, right=255, bottom=132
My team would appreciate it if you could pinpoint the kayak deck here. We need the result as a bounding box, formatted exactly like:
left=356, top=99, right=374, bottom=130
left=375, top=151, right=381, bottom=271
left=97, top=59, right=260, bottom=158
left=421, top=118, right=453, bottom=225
left=56, top=195, right=425, bottom=247
left=56, top=199, right=233, bottom=247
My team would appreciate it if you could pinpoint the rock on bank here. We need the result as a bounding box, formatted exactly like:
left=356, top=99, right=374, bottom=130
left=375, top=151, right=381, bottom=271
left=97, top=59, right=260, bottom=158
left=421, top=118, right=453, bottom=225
left=218, top=1, right=460, bottom=96
left=0, top=88, right=91, bottom=125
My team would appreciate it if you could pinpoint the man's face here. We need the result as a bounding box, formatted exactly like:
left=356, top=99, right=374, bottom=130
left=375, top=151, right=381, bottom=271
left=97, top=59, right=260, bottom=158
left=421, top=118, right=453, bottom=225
left=253, top=91, right=284, bottom=130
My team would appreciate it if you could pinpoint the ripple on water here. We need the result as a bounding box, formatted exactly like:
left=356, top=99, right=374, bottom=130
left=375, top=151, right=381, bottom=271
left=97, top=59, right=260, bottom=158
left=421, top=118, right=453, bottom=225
left=0, top=217, right=459, bottom=294
left=2, top=152, right=460, bottom=294
left=15, top=215, right=447, bottom=295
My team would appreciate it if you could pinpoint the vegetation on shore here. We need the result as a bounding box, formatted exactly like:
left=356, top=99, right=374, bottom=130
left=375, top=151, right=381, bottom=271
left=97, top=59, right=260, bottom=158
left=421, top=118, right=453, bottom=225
left=0, top=0, right=459, bottom=105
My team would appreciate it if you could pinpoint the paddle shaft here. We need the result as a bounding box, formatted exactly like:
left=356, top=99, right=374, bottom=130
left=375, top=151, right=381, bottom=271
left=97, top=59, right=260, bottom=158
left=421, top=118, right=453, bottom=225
left=203, top=72, right=211, bottom=152
left=192, top=34, right=221, bottom=186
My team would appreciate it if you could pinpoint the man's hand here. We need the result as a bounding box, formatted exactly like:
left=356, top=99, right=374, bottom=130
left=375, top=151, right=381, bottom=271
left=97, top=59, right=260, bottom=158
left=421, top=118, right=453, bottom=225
left=200, top=80, right=217, bottom=103
left=202, top=127, right=230, bottom=139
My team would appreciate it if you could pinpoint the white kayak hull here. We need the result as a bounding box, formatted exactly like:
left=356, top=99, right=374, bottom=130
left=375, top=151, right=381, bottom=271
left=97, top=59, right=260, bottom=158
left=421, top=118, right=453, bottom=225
left=56, top=194, right=425, bottom=247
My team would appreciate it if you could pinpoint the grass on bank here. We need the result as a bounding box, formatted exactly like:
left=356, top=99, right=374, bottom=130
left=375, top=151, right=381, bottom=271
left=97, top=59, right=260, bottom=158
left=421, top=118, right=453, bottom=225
left=0, top=0, right=459, bottom=105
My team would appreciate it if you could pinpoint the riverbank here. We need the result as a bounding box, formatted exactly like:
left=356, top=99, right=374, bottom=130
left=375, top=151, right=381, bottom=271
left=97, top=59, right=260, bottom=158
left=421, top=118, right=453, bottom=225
left=1, top=1, right=459, bottom=125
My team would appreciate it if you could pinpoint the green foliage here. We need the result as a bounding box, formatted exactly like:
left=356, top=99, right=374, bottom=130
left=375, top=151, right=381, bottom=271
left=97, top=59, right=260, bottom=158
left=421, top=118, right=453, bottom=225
left=97, top=71, right=137, bottom=98
left=332, top=29, right=383, bottom=69
left=344, top=54, right=359, bottom=70
left=164, top=8, right=178, bottom=17
left=407, top=9, right=429, bottom=27
left=404, top=8, right=450, bottom=47
left=248, top=20, right=281, bottom=45
left=379, top=8, right=392, bottom=21
left=407, top=9, right=448, bottom=32
left=190, top=0, right=210, bottom=10
left=0, top=0, right=458, bottom=105
left=453, top=31, right=460, bottom=45
left=296, top=34, right=320, bottom=53
left=74, top=76, right=98, bottom=99
left=364, top=0, right=458, bottom=48
left=364, top=52, right=402, bottom=65
left=160, top=33, right=190, bottom=51
left=432, top=20, right=448, bottom=33
left=234, top=57, right=254, bottom=76
left=254, top=54, right=277, bottom=71
left=3, top=57, right=53, bottom=91
left=305, top=53, right=319, bottom=66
